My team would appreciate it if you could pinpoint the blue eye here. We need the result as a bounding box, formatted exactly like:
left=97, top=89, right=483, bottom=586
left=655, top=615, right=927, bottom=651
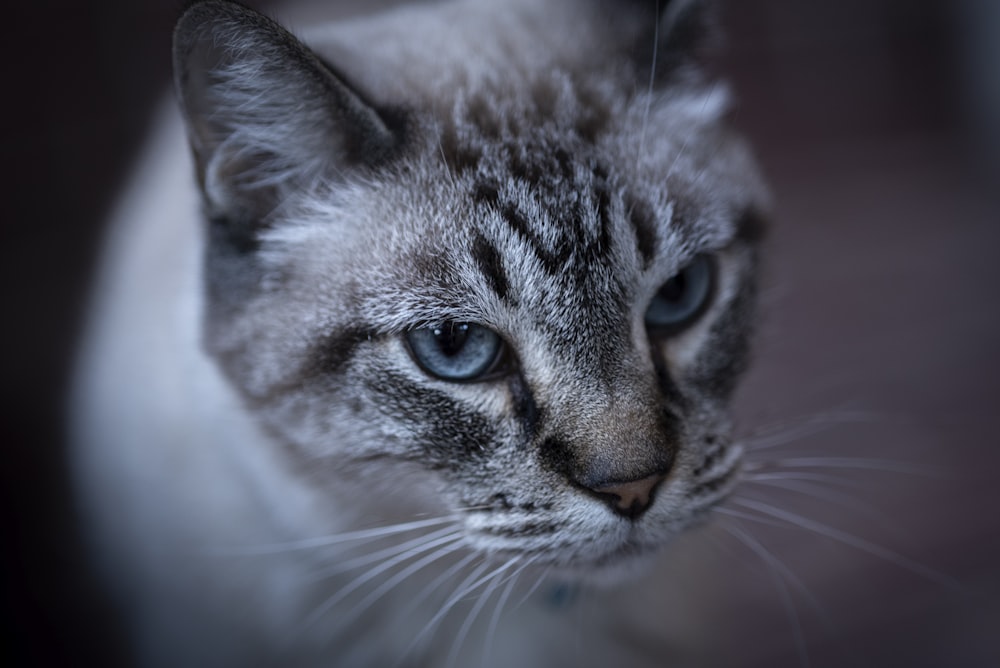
left=405, top=322, right=505, bottom=381
left=645, top=254, right=714, bottom=331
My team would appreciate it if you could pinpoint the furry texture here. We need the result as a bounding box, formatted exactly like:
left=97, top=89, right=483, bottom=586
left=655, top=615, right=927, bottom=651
left=72, top=1, right=768, bottom=666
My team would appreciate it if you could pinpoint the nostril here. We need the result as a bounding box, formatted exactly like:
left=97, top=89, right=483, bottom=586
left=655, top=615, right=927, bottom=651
left=593, top=472, right=667, bottom=520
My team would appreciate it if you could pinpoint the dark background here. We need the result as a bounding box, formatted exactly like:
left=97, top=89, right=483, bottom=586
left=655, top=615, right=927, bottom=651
left=4, top=0, right=998, bottom=666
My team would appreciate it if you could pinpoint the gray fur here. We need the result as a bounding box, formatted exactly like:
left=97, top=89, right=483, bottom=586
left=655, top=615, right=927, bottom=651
left=71, top=0, right=768, bottom=666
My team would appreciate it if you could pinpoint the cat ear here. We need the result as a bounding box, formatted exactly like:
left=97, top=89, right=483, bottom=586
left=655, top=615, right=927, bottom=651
left=173, top=0, right=397, bottom=228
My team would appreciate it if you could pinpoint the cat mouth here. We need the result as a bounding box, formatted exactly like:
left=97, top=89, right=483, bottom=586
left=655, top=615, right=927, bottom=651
left=472, top=522, right=562, bottom=539
left=468, top=521, right=666, bottom=574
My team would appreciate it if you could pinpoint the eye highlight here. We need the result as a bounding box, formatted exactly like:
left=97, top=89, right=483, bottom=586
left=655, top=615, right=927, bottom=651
left=405, top=322, right=505, bottom=381
left=645, top=254, right=715, bottom=333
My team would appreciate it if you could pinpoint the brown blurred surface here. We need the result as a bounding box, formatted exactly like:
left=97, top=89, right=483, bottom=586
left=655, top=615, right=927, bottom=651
left=4, top=1, right=998, bottom=666
left=714, top=1, right=1000, bottom=665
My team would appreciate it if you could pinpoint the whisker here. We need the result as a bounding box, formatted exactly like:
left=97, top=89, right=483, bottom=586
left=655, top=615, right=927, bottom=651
left=715, top=505, right=794, bottom=532
left=434, top=132, right=461, bottom=187
left=513, top=565, right=552, bottom=610
left=723, top=518, right=836, bottom=627
left=455, top=504, right=495, bottom=512
left=741, top=478, right=904, bottom=534
left=743, top=471, right=861, bottom=487
left=299, top=530, right=464, bottom=633
left=398, top=552, right=480, bottom=625
left=740, top=410, right=880, bottom=453
left=395, top=559, right=494, bottom=667
left=721, top=521, right=811, bottom=668
left=766, top=457, right=942, bottom=476
left=338, top=541, right=467, bottom=632
left=665, top=79, right=721, bottom=182
left=481, top=558, right=532, bottom=668
left=730, top=497, right=963, bottom=591
left=634, top=0, right=660, bottom=173
left=308, top=525, right=460, bottom=580
left=445, top=558, right=521, bottom=668
left=204, top=515, right=457, bottom=556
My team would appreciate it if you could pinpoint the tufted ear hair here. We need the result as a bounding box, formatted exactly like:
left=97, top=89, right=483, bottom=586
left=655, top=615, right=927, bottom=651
left=173, top=0, right=399, bottom=242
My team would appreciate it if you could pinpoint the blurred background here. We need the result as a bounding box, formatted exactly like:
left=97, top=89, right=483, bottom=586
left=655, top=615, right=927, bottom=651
left=4, top=0, right=998, bottom=665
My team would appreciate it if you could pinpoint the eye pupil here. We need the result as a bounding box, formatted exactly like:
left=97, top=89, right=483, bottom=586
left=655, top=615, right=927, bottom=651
left=435, top=323, right=470, bottom=358
left=406, top=322, right=505, bottom=381
left=658, top=274, right=686, bottom=303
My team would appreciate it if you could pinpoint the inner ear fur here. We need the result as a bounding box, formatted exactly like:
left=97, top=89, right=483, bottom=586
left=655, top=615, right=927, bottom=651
left=173, top=0, right=399, bottom=227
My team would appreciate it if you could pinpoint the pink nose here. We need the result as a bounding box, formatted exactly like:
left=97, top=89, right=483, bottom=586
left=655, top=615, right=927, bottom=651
left=593, top=472, right=668, bottom=519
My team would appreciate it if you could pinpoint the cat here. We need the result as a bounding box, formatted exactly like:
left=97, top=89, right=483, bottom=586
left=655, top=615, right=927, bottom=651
left=70, top=0, right=768, bottom=666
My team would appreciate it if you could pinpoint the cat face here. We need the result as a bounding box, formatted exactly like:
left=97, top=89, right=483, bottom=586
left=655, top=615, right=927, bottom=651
left=175, top=0, right=767, bottom=577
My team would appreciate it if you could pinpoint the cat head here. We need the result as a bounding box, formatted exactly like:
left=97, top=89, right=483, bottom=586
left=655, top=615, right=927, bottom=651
left=174, top=0, right=767, bottom=577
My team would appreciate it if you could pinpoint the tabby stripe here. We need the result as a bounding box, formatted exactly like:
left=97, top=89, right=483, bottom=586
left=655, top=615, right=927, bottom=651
left=626, top=197, right=658, bottom=268
left=500, top=203, right=572, bottom=275
left=472, top=180, right=501, bottom=208
left=472, top=179, right=571, bottom=276
left=687, top=464, right=738, bottom=499
left=472, top=232, right=511, bottom=302
left=590, top=164, right=614, bottom=260
left=507, top=372, right=539, bottom=446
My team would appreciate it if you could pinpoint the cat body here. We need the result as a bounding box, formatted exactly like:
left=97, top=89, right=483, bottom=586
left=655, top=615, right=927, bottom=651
left=71, top=1, right=767, bottom=665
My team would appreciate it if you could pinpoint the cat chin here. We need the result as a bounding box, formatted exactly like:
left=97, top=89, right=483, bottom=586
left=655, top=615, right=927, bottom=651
left=554, top=544, right=664, bottom=588
left=478, top=533, right=666, bottom=588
